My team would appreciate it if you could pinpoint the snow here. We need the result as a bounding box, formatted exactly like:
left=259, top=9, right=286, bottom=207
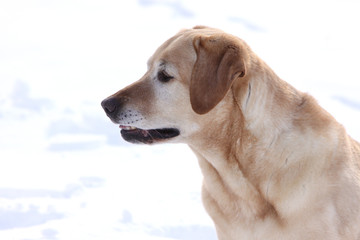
left=0, top=0, right=360, bottom=239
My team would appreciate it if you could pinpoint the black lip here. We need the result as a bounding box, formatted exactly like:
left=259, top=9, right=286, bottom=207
left=120, top=128, right=180, bottom=144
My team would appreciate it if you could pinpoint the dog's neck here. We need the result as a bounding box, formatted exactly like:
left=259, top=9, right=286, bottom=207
left=188, top=59, right=309, bottom=228
left=236, top=59, right=302, bottom=141
left=191, top=58, right=304, bottom=171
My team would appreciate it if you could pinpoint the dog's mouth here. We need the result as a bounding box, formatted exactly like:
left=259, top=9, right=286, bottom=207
left=119, top=125, right=180, bottom=144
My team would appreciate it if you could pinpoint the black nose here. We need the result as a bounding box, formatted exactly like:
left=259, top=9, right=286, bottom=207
left=101, top=97, right=120, bottom=119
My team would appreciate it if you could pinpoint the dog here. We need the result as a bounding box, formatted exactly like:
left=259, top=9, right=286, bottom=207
left=101, top=26, right=360, bottom=239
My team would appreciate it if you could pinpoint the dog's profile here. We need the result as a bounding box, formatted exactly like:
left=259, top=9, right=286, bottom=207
left=101, top=26, right=360, bottom=239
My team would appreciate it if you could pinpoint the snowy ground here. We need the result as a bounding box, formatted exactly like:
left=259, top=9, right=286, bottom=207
left=1, top=0, right=360, bottom=239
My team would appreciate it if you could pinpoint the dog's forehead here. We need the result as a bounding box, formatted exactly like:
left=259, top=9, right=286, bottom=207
left=146, top=27, right=227, bottom=77
left=147, top=32, right=195, bottom=69
left=147, top=27, right=226, bottom=65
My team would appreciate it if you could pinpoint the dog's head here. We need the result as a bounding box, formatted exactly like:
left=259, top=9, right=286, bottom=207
left=101, top=26, right=249, bottom=144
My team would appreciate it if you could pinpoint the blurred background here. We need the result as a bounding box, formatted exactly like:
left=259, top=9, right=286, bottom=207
left=0, top=0, right=359, bottom=239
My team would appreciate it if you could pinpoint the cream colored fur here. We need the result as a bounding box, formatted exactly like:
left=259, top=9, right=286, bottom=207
left=102, top=26, right=360, bottom=239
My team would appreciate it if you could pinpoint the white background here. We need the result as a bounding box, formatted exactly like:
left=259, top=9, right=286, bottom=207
left=1, top=0, right=360, bottom=239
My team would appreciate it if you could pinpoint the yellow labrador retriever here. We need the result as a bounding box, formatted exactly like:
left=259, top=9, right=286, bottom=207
left=101, top=26, right=360, bottom=239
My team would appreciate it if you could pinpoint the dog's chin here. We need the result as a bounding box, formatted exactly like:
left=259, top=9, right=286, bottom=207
left=120, top=126, right=180, bottom=144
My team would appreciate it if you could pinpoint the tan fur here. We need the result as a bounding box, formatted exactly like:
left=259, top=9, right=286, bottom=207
left=102, top=26, right=360, bottom=239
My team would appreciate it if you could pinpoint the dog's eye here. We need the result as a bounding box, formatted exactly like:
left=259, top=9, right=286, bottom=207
left=157, top=70, right=173, bottom=83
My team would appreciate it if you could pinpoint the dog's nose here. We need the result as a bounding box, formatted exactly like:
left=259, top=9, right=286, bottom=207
left=101, top=97, right=120, bottom=118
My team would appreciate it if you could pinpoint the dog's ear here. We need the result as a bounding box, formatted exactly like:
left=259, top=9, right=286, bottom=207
left=190, top=35, right=246, bottom=114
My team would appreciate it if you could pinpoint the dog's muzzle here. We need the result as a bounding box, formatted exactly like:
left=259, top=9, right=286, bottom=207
left=101, top=96, right=180, bottom=144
